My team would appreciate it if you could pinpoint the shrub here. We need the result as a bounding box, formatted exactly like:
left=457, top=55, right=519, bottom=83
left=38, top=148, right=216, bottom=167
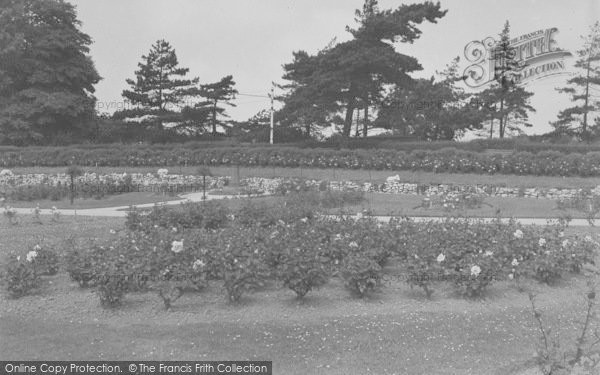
left=340, top=254, right=382, bottom=298
left=30, top=245, right=59, bottom=276
left=96, top=273, right=129, bottom=308
left=65, top=245, right=109, bottom=288
left=275, top=224, right=329, bottom=299
left=217, top=226, right=269, bottom=302
left=3, top=257, right=40, bottom=298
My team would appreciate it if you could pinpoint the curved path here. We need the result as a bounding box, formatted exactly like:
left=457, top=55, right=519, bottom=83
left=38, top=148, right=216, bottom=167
left=7, top=192, right=597, bottom=226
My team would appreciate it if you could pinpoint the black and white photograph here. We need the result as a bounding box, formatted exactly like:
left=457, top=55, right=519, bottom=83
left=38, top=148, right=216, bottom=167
left=1, top=0, right=600, bottom=374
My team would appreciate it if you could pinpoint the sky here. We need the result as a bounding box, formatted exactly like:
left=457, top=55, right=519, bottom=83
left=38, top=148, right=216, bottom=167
left=70, top=0, right=600, bottom=135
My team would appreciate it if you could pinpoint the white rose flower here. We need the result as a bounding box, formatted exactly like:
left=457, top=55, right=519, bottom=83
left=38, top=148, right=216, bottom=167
left=171, top=240, right=184, bottom=253
left=436, top=253, right=445, bottom=263
left=172, top=227, right=178, bottom=233
left=349, top=241, right=359, bottom=249
left=26, top=250, right=38, bottom=262
left=109, top=229, right=116, bottom=234
left=562, top=239, right=569, bottom=248
left=508, top=273, right=514, bottom=280
left=585, top=235, right=593, bottom=242
left=513, top=229, right=523, bottom=239
left=484, top=250, right=494, bottom=257
left=33, top=244, right=41, bottom=251
left=470, top=265, right=481, bottom=277
left=300, top=217, right=308, bottom=223
left=192, top=259, right=205, bottom=271
left=355, top=212, right=363, bottom=219
left=511, top=258, right=519, bottom=267
left=538, top=238, right=546, bottom=247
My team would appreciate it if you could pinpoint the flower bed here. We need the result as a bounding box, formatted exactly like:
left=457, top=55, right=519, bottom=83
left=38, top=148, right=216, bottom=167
left=4, top=196, right=593, bottom=307
left=1, top=171, right=599, bottom=202
left=2, top=146, right=600, bottom=176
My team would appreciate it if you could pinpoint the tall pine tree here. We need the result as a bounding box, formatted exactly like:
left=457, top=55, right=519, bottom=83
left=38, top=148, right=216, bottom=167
left=196, top=75, right=238, bottom=135
left=0, top=0, right=101, bottom=144
left=280, top=0, right=446, bottom=138
left=552, top=21, right=600, bottom=139
left=483, top=21, right=535, bottom=138
left=116, top=40, right=198, bottom=130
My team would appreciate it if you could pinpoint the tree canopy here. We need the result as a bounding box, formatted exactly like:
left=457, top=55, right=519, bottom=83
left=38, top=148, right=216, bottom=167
left=0, top=0, right=101, bottom=144
left=280, top=0, right=447, bottom=138
left=552, top=21, right=600, bottom=138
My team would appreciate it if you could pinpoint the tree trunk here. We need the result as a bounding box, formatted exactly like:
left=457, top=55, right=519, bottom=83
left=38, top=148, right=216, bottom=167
left=355, top=109, right=360, bottom=137
left=212, top=101, right=217, bottom=136
left=582, top=45, right=592, bottom=138
left=498, top=98, right=505, bottom=138
left=489, top=117, right=494, bottom=138
left=343, top=104, right=355, bottom=137
left=363, top=105, right=369, bottom=138
left=342, top=88, right=357, bottom=137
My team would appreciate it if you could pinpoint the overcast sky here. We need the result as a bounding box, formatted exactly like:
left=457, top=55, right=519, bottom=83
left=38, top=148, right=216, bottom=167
left=70, top=0, right=599, bottom=135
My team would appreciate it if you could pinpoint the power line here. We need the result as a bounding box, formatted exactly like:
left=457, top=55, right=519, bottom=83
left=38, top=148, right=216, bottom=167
left=237, top=93, right=269, bottom=98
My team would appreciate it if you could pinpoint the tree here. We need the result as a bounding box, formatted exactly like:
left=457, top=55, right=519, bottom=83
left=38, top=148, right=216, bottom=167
left=376, top=57, right=485, bottom=140
left=280, top=0, right=446, bottom=138
left=116, top=40, right=198, bottom=131
left=196, top=75, right=238, bottom=136
left=0, top=0, right=101, bottom=145
left=484, top=21, right=536, bottom=138
left=552, top=21, right=600, bottom=139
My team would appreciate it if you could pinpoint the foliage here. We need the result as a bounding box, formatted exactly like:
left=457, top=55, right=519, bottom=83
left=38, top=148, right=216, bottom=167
left=216, top=226, right=269, bottom=302
left=3, top=256, right=40, bottom=298
left=376, top=58, right=485, bottom=140
left=340, top=253, right=382, bottom=297
left=6, top=145, right=600, bottom=176
left=274, top=222, right=330, bottom=298
left=552, top=21, right=600, bottom=138
left=30, top=245, right=59, bottom=276
left=116, top=39, right=199, bottom=131
left=195, top=75, right=238, bottom=135
left=0, top=0, right=101, bottom=145
left=279, top=0, right=446, bottom=137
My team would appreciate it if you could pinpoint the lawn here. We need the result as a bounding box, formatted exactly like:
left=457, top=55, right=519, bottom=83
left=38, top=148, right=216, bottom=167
left=0, top=217, right=599, bottom=374
left=336, top=193, right=591, bottom=219
left=10, top=165, right=600, bottom=189
left=3, top=192, right=181, bottom=210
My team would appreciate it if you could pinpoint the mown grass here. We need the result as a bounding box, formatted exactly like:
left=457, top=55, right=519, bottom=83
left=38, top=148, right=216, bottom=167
left=5, top=192, right=181, bottom=210
left=335, top=193, right=591, bottom=219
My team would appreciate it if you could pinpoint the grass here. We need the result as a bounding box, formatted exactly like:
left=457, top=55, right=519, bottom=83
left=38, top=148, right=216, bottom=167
left=3, top=192, right=181, bottom=210
left=1, top=217, right=599, bottom=374
left=333, top=193, right=592, bottom=219
left=10, top=165, right=600, bottom=189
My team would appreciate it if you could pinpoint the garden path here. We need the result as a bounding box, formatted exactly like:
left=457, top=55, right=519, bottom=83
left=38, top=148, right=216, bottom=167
left=7, top=191, right=596, bottom=226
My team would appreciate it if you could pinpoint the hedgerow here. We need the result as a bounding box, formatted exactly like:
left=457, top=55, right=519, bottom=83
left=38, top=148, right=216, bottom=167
left=2, top=145, right=600, bottom=176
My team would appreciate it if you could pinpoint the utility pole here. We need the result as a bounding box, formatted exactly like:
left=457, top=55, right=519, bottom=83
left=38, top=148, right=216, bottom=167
left=269, top=83, right=275, bottom=145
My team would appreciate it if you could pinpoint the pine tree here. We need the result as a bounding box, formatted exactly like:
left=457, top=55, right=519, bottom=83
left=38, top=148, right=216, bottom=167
left=117, top=40, right=198, bottom=130
left=552, top=21, right=600, bottom=139
left=376, top=57, right=484, bottom=140
left=486, top=21, right=535, bottom=138
left=196, top=75, right=238, bottom=135
left=280, top=0, right=447, bottom=138
left=0, top=0, right=101, bottom=144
